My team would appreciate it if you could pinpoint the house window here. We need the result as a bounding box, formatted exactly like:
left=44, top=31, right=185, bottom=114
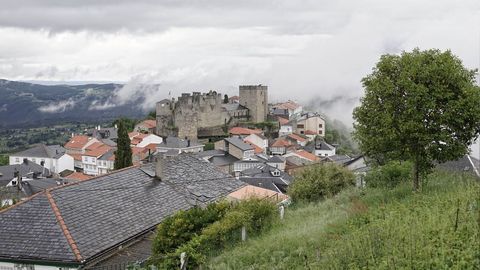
left=300, top=131, right=304, bottom=134
left=91, top=157, right=95, bottom=163
left=297, top=124, right=304, bottom=128
left=319, top=124, right=323, bottom=128
left=318, top=130, right=322, bottom=135
left=15, top=157, right=19, bottom=163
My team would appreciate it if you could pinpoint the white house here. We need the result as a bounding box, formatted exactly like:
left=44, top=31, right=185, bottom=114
left=129, top=132, right=163, bottom=148
left=81, top=142, right=114, bottom=176
left=9, top=144, right=74, bottom=174
left=313, top=141, right=336, bottom=157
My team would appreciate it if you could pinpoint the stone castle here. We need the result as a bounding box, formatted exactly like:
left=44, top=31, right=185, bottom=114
left=156, top=85, right=268, bottom=140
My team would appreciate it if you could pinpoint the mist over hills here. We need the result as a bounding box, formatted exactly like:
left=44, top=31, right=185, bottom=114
left=0, top=79, right=147, bottom=129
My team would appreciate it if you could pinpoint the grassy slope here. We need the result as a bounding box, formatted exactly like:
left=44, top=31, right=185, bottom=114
left=208, top=172, right=480, bottom=269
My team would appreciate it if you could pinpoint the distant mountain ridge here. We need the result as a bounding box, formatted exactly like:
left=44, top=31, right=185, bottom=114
left=0, top=79, right=148, bottom=129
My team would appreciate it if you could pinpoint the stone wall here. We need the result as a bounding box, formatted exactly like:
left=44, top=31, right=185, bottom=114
left=239, top=85, right=268, bottom=123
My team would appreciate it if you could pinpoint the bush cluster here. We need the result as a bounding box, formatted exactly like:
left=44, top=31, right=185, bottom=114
left=365, top=161, right=412, bottom=188
left=288, top=163, right=355, bottom=203
left=152, top=199, right=277, bottom=269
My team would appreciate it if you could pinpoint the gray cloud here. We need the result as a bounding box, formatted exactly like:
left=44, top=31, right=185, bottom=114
left=1, top=0, right=479, bottom=125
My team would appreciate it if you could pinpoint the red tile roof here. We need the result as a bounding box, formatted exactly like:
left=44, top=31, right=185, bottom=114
left=271, top=138, right=292, bottom=148
left=65, top=135, right=91, bottom=150
left=275, top=100, right=301, bottom=110
left=139, top=119, right=156, bottom=129
left=288, top=133, right=307, bottom=142
left=229, top=127, right=263, bottom=136
left=277, top=117, right=289, bottom=126
left=64, top=172, right=93, bottom=181
left=244, top=139, right=264, bottom=154
left=294, top=150, right=319, bottom=161
left=83, top=143, right=112, bottom=157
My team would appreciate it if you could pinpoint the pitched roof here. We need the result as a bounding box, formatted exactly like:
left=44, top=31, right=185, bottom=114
left=228, top=185, right=288, bottom=202
left=64, top=172, right=93, bottom=181
left=274, top=100, right=301, bottom=110
left=65, top=135, right=91, bottom=150
left=293, top=150, right=319, bottom=162
left=83, top=143, right=112, bottom=158
left=10, top=144, right=66, bottom=159
left=229, top=127, right=263, bottom=136
left=287, top=133, right=308, bottom=143
left=271, top=138, right=292, bottom=148
left=138, top=119, right=156, bottom=129
left=239, top=164, right=293, bottom=193
left=225, top=137, right=254, bottom=151
left=244, top=139, right=264, bottom=154
left=277, top=117, right=290, bottom=126
left=0, top=154, right=245, bottom=265
left=0, top=161, right=50, bottom=185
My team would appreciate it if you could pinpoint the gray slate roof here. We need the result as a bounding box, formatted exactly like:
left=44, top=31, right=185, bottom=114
left=225, top=137, right=254, bottom=151
left=239, top=164, right=293, bottom=193
left=10, top=144, right=67, bottom=159
left=0, top=161, right=50, bottom=186
left=0, top=154, right=245, bottom=265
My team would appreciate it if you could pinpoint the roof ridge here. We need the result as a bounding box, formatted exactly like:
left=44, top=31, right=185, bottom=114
left=46, top=191, right=83, bottom=262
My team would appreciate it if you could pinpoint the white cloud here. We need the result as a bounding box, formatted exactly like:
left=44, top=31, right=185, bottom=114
left=37, top=98, right=76, bottom=113
left=0, top=0, right=479, bottom=123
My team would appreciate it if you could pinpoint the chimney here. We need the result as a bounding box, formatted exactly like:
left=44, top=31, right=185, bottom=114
left=114, top=124, right=118, bottom=129
left=155, top=155, right=168, bottom=180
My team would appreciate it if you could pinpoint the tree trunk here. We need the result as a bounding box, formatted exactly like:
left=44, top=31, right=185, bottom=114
left=413, top=159, right=420, bottom=192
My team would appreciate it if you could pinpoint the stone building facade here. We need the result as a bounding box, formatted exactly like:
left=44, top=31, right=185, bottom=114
left=239, top=85, right=268, bottom=123
left=156, top=85, right=268, bottom=140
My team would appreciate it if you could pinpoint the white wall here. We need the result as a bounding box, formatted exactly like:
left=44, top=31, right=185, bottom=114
left=279, top=125, right=293, bottom=137
left=314, top=148, right=336, bottom=157
left=9, top=156, right=54, bottom=173
left=0, top=262, right=77, bottom=270
left=54, top=154, right=74, bottom=173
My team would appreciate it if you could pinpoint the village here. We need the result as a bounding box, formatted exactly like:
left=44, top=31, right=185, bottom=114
left=0, top=84, right=478, bottom=269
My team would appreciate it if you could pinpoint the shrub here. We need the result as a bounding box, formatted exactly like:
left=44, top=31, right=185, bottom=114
left=151, top=201, right=230, bottom=263
left=365, top=161, right=412, bottom=188
left=288, top=163, right=355, bottom=203
left=165, top=199, right=278, bottom=269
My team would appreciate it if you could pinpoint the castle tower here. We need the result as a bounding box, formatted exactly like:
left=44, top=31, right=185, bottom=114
left=239, top=85, right=268, bottom=123
left=156, top=99, right=177, bottom=137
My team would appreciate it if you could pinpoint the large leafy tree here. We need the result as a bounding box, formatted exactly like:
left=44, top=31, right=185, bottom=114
left=353, top=49, right=480, bottom=191
left=114, top=120, right=133, bottom=170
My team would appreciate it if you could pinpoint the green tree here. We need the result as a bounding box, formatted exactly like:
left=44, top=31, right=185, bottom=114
left=288, top=163, right=354, bottom=203
left=353, top=49, right=480, bottom=191
left=223, top=94, right=229, bottom=104
left=147, top=110, right=156, bottom=120
left=114, top=120, right=133, bottom=170
left=113, top=117, right=136, bottom=132
left=0, top=155, right=8, bottom=166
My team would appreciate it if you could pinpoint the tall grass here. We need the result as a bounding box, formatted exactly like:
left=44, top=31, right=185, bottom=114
left=208, top=171, right=480, bottom=269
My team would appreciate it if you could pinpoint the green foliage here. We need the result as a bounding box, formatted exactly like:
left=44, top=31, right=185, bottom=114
left=152, top=199, right=277, bottom=269
left=324, top=118, right=359, bottom=155
left=151, top=202, right=230, bottom=257
left=147, top=110, right=156, bottom=120
left=0, top=155, right=8, bottom=166
left=114, top=120, right=133, bottom=170
left=353, top=48, right=480, bottom=190
left=288, top=163, right=355, bottom=203
left=113, top=117, right=137, bottom=132
left=204, top=142, right=215, bottom=151
left=365, top=161, right=412, bottom=188
left=209, top=172, right=480, bottom=269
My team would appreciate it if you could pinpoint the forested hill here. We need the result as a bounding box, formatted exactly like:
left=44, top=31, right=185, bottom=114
left=0, top=79, right=147, bottom=128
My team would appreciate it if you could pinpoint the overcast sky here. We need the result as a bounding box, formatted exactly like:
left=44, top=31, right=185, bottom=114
left=1, top=1, right=479, bottom=127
